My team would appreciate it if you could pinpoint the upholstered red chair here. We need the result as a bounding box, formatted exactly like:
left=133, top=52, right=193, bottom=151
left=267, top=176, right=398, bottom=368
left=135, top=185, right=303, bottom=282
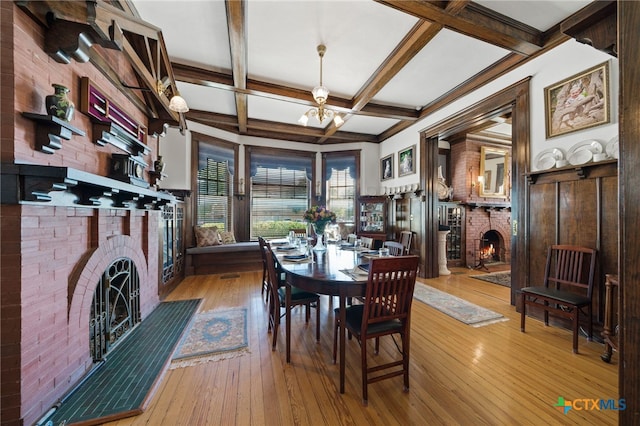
left=333, top=255, right=419, bottom=404
left=520, top=244, right=597, bottom=353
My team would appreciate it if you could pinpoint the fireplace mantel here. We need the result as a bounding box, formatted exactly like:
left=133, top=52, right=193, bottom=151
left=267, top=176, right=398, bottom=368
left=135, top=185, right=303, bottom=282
left=1, top=163, right=175, bottom=209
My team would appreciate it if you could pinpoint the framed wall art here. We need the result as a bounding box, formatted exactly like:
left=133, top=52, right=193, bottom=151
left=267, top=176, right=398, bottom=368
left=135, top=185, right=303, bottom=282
left=398, top=145, right=416, bottom=177
left=381, top=154, right=393, bottom=181
left=544, top=61, right=610, bottom=138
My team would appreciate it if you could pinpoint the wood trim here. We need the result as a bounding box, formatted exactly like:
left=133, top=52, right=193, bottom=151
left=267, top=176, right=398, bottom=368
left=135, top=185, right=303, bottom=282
left=619, top=0, right=640, bottom=420
left=418, top=79, right=530, bottom=286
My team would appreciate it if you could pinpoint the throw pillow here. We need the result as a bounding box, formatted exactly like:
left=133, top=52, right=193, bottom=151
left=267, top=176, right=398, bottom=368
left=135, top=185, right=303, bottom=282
left=194, top=226, right=221, bottom=247
left=219, top=231, right=236, bottom=244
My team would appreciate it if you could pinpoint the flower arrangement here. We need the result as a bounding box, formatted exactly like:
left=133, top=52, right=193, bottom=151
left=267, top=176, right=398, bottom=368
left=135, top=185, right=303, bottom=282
left=303, top=205, right=336, bottom=234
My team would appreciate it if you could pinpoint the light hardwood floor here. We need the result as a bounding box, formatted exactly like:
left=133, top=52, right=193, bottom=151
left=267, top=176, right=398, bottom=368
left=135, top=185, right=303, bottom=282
left=106, top=268, right=619, bottom=425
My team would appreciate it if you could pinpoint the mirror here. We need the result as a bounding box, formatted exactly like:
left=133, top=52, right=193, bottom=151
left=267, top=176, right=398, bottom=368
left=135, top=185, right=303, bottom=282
left=479, top=146, right=509, bottom=198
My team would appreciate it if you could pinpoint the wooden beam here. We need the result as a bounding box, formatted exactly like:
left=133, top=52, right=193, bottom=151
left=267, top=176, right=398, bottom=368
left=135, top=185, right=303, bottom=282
left=375, top=0, right=544, bottom=56
left=226, top=0, right=248, bottom=133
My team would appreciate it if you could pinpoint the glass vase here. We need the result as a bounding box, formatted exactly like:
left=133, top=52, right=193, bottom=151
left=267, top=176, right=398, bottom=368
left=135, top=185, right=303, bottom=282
left=45, top=84, right=75, bottom=121
left=312, top=223, right=327, bottom=251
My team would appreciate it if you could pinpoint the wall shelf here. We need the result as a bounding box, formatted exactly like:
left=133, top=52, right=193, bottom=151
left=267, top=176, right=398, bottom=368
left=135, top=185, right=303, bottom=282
left=22, top=113, right=86, bottom=154
left=1, top=163, right=175, bottom=209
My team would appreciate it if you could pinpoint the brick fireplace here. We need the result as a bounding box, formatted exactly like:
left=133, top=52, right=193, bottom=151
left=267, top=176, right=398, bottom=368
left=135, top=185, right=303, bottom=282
left=449, top=137, right=512, bottom=269
left=0, top=6, right=172, bottom=424
left=466, top=207, right=511, bottom=267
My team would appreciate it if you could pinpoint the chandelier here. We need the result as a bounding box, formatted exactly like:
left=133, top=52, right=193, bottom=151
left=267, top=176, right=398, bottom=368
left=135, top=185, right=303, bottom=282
left=298, top=44, right=344, bottom=127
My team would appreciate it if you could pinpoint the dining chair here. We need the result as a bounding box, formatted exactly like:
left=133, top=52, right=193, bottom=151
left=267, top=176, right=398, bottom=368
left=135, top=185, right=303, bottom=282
left=399, top=231, right=412, bottom=255
left=263, top=245, right=321, bottom=350
left=360, top=236, right=374, bottom=249
left=332, top=255, right=419, bottom=404
left=346, top=234, right=357, bottom=244
left=257, top=236, right=270, bottom=301
left=289, top=227, right=307, bottom=239
left=383, top=240, right=404, bottom=256
left=520, top=244, right=597, bottom=353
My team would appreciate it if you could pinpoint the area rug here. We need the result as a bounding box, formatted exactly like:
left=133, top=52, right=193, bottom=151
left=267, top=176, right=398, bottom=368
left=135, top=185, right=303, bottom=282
left=413, top=283, right=508, bottom=327
left=171, top=308, right=248, bottom=369
left=470, top=271, right=511, bottom=287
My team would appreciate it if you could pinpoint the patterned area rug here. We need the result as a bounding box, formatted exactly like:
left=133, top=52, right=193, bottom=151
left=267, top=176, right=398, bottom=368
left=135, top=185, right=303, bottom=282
left=171, top=308, right=248, bottom=369
left=413, top=283, right=508, bottom=327
left=470, top=271, right=511, bottom=287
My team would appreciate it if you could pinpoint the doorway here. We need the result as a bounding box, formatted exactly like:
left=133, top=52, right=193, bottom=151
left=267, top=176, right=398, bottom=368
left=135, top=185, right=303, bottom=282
left=418, top=78, right=530, bottom=307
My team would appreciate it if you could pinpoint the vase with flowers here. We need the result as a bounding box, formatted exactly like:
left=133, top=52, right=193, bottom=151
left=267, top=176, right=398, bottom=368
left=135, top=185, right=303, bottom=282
left=303, top=205, right=336, bottom=251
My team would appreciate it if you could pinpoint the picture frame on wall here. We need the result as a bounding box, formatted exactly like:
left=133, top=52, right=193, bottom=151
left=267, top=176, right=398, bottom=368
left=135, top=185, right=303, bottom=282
left=398, top=145, right=416, bottom=177
left=544, top=61, right=610, bottom=138
left=381, top=154, right=393, bottom=181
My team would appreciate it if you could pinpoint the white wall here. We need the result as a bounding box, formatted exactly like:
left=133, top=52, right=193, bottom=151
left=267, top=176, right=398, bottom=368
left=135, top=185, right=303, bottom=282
left=379, top=39, right=618, bottom=183
left=160, top=39, right=618, bottom=193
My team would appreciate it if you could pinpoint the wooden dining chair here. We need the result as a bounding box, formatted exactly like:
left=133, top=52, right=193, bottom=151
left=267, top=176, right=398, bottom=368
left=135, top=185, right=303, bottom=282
left=332, top=255, right=419, bottom=404
left=289, top=228, right=307, bottom=239
left=360, top=236, right=374, bottom=249
left=257, top=236, right=270, bottom=301
left=263, top=245, right=320, bottom=350
left=346, top=234, right=357, bottom=244
left=399, top=231, right=412, bottom=254
left=383, top=240, right=404, bottom=256
left=520, top=244, right=597, bottom=353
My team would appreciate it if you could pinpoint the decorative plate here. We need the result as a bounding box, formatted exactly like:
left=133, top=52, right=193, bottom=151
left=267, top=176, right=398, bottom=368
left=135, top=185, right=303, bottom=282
left=568, top=140, right=603, bottom=157
left=568, top=149, right=593, bottom=165
left=605, top=136, right=619, bottom=159
left=534, top=148, right=564, bottom=171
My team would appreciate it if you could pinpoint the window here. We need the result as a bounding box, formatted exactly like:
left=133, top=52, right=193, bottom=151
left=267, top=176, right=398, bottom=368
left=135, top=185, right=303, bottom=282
left=324, top=152, right=358, bottom=239
left=249, top=149, right=313, bottom=239
left=196, top=140, right=235, bottom=231
left=325, top=152, right=357, bottom=222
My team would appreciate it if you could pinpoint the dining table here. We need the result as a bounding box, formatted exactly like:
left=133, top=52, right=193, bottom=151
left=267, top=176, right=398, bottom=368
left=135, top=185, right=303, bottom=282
left=274, top=241, right=376, bottom=393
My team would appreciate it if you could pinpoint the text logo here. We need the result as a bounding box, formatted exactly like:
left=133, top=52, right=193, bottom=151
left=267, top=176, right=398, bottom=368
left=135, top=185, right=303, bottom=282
left=554, top=396, right=626, bottom=415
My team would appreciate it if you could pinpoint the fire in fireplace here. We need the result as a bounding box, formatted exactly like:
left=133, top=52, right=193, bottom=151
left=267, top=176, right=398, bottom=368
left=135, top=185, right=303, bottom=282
left=480, top=230, right=502, bottom=263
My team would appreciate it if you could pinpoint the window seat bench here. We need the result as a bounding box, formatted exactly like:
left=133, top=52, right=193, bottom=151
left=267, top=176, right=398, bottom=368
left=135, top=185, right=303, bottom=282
left=185, top=242, right=262, bottom=275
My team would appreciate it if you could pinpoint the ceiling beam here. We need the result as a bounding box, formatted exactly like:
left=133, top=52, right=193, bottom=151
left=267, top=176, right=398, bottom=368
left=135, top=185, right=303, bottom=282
left=225, top=0, right=248, bottom=133
left=171, top=62, right=419, bottom=120
left=375, top=0, right=544, bottom=56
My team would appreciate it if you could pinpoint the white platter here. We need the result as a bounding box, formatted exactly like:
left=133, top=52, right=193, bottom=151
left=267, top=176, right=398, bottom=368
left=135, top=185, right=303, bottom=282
left=534, top=148, right=564, bottom=171
left=606, top=136, right=619, bottom=159
left=568, top=149, right=593, bottom=165
left=568, top=140, right=603, bottom=157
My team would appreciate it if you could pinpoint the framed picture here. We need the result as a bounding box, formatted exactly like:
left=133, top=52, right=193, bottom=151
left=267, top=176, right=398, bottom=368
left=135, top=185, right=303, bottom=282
left=544, top=61, right=610, bottom=138
left=398, top=145, right=416, bottom=177
left=380, top=154, right=393, bottom=181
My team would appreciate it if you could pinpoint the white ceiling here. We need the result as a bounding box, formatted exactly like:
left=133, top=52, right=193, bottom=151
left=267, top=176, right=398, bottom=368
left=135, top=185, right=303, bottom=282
left=130, top=0, right=594, bottom=142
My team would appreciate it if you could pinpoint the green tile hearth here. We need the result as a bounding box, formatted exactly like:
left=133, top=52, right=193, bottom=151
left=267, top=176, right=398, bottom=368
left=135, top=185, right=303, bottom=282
left=48, top=299, right=200, bottom=425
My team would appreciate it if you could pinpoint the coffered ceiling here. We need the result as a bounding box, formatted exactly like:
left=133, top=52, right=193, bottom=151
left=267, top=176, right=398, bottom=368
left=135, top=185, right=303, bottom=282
left=125, top=0, right=594, bottom=144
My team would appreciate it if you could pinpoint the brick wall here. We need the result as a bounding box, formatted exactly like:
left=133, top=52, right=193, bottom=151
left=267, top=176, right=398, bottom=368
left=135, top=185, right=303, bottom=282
left=2, top=5, right=163, bottom=426
left=449, top=138, right=512, bottom=267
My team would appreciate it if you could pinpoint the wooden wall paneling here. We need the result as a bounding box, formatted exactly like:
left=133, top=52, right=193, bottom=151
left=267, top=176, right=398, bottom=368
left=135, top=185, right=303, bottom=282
left=619, top=1, right=640, bottom=418
left=599, top=175, right=618, bottom=322
left=558, top=179, right=598, bottom=246
left=525, top=164, right=618, bottom=334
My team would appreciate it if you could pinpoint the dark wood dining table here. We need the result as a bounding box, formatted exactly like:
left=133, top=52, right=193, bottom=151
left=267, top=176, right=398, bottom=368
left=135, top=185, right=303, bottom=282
left=276, top=244, right=371, bottom=393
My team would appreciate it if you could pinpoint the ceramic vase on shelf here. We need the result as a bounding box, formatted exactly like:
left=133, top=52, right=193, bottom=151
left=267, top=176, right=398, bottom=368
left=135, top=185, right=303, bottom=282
left=45, top=84, right=75, bottom=121
left=154, top=156, right=166, bottom=173
left=312, top=222, right=328, bottom=251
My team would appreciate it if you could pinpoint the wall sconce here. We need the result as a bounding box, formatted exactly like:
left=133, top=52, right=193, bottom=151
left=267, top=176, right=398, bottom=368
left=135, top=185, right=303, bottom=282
left=469, top=167, right=475, bottom=197
left=316, top=181, right=322, bottom=200
left=235, top=177, right=245, bottom=200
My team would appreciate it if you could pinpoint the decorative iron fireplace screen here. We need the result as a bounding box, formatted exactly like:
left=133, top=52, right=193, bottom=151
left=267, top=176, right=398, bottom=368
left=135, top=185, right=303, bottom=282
left=90, top=258, right=141, bottom=362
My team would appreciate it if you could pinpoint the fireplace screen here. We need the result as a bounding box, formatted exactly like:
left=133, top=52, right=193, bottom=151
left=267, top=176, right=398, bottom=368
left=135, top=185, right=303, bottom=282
left=90, top=258, right=141, bottom=362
